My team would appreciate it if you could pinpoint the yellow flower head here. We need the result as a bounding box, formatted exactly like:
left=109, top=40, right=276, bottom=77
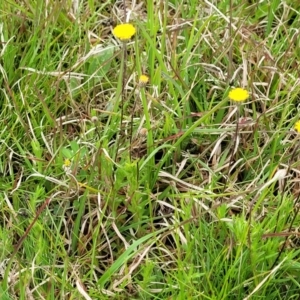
left=228, top=87, right=249, bottom=102
left=139, top=74, right=149, bottom=86
left=113, top=24, right=136, bottom=41
left=294, top=121, right=300, bottom=133
left=63, top=158, right=71, bottom=168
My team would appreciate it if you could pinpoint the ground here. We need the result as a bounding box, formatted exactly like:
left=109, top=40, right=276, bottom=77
left=0, top=1, right=300, bottom=299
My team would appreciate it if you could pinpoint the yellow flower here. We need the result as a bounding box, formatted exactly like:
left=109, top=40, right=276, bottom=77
left=294, top=120, right=300, bottom=133
left=139, top=74, right=149, bottom=86
left=228, top=87, right=249, bottom=102
left=113, top=24, right=136, bottom=41
left=63, top=158, right=71, bottom=168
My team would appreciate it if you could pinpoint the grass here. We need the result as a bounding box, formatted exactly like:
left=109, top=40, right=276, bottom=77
left=0, top=0, right=300, bottom=299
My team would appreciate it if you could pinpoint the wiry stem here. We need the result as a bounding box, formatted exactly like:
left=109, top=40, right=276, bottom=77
left=114, top=1, right=128, bottom=162
left=222, top=106, right=240, bottom=196
left=114, top=41, right=127, bottom=163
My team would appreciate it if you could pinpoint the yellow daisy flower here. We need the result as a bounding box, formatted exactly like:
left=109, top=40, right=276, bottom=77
left=139, top=74, right=149, bottom=87
left=228, top=87, right=249, bottom=102
left=113, top=24, right=136, bottom=41
left=294, top=120, right=300, bottom=133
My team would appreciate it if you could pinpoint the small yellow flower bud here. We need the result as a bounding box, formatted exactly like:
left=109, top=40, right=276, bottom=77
left=139, top=74, right=149, bottom=87
left=294, top=120, right=300, bottom=133
left=63, top=158, right=71, bottom=168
